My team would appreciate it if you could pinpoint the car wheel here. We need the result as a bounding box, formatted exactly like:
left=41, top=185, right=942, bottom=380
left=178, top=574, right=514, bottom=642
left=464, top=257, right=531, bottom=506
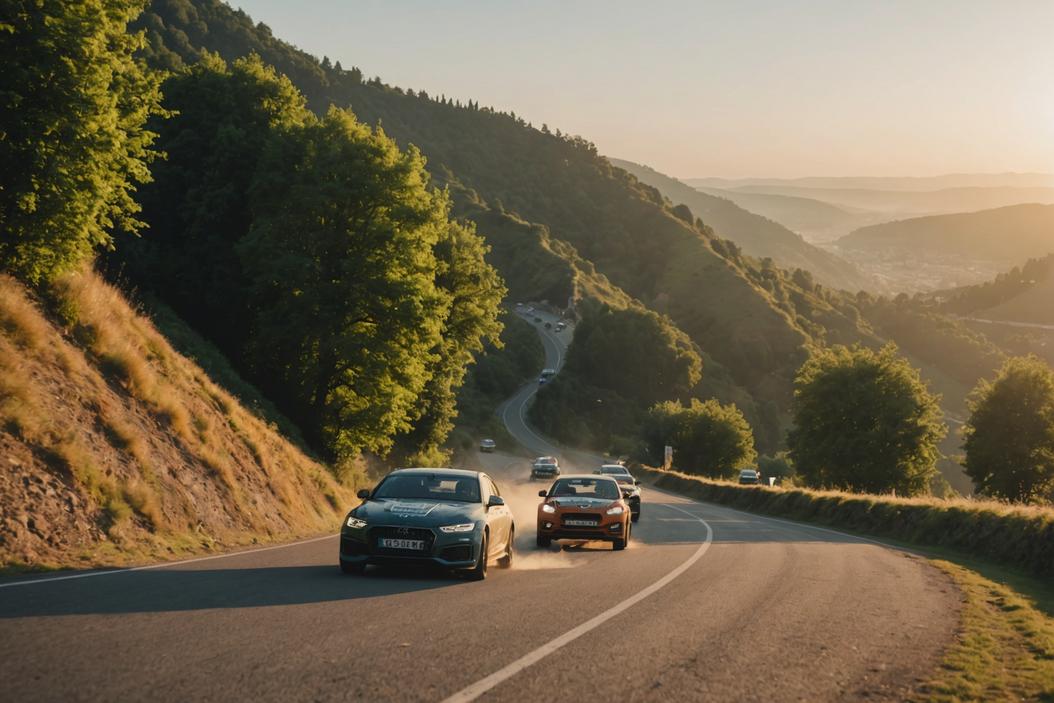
left=536, top=534, right=551, bottom=548
left=467, top=532, right=488, bottom=581
left=498, top=529, right=514, bottom=568
left=340, top=560, right=365, bottom=575
left=613, top=520, right=630, bottom=551
left=631, top=509, right=641, bottom=523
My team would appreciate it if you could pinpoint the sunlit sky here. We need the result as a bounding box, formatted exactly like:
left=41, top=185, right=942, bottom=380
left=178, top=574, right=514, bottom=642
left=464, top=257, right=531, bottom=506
left=233, top=0, right=1054, bottom=179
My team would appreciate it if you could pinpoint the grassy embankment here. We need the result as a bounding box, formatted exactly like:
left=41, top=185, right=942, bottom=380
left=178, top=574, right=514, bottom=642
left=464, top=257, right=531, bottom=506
left=635, top=467, right=1054, bottom=700
left=0, top=270, right=362, bottom=573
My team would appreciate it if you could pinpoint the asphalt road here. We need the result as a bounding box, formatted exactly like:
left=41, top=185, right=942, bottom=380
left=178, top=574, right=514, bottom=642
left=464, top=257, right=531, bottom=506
left=0, top=306, right=959, bottom=702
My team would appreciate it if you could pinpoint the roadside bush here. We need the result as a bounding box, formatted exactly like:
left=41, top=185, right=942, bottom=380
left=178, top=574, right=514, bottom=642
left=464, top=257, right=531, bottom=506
left=636, top=466, right=1054, bottom=578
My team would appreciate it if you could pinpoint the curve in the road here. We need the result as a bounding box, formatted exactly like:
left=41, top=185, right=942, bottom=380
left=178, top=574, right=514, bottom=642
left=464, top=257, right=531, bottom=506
left=0, top=304, right=960, bottom=703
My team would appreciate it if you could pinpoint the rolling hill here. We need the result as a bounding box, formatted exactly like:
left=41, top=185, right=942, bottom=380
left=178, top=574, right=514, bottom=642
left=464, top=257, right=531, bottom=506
left=691, top=187, right=884, bottom=242
left=725, top=185, right=1054, bottom=217
left=608, top=159, right=875, bottom=291
left=838, top=204, right=1054, bottom=263
left=938, top=254, right=1054, bottom=326
left=686, top=173, right=1054, bottom=192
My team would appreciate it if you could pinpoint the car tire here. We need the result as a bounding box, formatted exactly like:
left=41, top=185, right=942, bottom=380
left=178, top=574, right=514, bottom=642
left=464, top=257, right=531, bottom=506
left=498, top=529, right=514, bottom=568
left=631, top=509, right=641, bottom=523
left=613, top=521, right=631, bottom=551
left=536, top=535, right=551, bottom=548
left=467, top=532, right=488, bottom=581
left=340, top=560, right=365, bottom=575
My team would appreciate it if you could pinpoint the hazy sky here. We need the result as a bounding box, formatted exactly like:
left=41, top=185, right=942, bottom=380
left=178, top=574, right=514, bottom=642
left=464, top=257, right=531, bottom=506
left=234, top=0, right=1054, bottom=178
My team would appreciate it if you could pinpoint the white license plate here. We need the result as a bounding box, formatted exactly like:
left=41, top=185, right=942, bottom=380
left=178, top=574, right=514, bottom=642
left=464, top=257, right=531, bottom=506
left=564, top=519, right=598, bottom=527
left=379, top=538, right=425, bottom=550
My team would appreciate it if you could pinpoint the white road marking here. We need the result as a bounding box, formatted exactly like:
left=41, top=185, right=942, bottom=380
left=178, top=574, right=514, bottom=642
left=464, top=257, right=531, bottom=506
left=647, top=485, right=904, bottom=551
left=440, top=502, right=713, bottom=703
left=0, top=534, right=337, bottom=590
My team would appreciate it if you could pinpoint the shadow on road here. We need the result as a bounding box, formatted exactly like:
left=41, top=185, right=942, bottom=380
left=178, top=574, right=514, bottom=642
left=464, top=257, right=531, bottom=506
left=0, top=563, right=459, bottom=618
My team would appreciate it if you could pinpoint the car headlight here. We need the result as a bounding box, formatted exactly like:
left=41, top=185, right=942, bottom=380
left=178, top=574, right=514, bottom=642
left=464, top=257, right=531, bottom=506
left=345, top=516, right=367, bottom=529
left=439, top=523, right=476, bottom=533
left=606, top=506, right=624, bottom=515
left=541, top=503, right=557, bottom=514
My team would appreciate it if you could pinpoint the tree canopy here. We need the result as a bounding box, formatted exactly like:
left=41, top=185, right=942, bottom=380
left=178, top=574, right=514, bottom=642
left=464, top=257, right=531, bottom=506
left=643, top=398, right=756, bottom=478
left=0, top=0, right=163, bottom=283
left=110, top=55, right=504, bottom=461
left=787, top=344, right=946, bottom=496
left=963, top=356, right=1054, bottom=503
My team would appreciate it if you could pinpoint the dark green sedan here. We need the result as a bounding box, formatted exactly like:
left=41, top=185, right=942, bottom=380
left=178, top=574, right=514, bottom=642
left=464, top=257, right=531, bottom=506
left=339, top=468, right=515, bottom=580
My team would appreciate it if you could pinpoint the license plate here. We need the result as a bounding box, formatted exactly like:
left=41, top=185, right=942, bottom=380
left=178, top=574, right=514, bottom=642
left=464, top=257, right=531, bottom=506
left=379, top=538, right=425, bottom=550
left=564, top=519, right=598, bottom=527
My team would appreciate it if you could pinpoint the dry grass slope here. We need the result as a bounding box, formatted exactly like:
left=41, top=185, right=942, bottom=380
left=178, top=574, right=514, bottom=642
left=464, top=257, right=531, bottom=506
left=0, top=270, right=360, bottom=571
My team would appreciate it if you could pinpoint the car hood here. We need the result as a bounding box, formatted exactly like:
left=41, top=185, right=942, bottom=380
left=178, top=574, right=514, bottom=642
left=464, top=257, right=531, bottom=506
left=547, top=496, right=618, bottom=510
left=352, top=499, right=484, bottom=527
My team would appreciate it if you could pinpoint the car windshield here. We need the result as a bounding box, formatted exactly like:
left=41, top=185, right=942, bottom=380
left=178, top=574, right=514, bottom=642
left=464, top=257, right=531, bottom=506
left=550, top=478, right=621, bottom=500
left=373, top=474, right=481, bottom=503
left=599, top=466, right=630, bottom=476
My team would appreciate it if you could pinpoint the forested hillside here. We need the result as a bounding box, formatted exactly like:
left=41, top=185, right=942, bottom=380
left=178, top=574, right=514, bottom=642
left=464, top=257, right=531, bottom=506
left=131, top=0, right=879, bottom=451
left=609, top=158, right=875, bottom=291
left=125, top=0, right=1028, bottom=472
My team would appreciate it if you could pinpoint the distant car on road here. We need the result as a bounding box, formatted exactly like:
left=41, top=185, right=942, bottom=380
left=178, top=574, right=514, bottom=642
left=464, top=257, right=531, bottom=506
left=738, top=469, right=760, bottom=485
left=536, top=475, right=632, bottom=550
left=595, top=464, right=641, bottom=521
left=531, top=456, right=560, bottom=480
left=538, top=368, right=556, bottom=385
left=479, top=438, right=496, bottom=453
left=555, top=321, right=566, bottom=331
left=339, top=468, right=514, bottom=579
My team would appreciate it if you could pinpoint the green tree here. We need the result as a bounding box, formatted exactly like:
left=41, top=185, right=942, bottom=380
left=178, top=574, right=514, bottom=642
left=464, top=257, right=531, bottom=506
left=238, top=107, right=450, bottom=459
left=563, top=305, right=702, bottom=407
left=110, top=53, right=309, bottom=352
left=644, top=398, right=756, bottom=478
left=0, top=0, right=163, bottom=283
left=963, top=356, right=1054, bottom=503
left=397, top=219, right=505, bottom=464
left=788, top=344, right=945, bottom=495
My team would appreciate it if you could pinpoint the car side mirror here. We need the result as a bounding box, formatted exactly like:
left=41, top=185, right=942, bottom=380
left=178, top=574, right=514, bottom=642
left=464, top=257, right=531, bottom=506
left=356, top=488, right=370, bottom=500
left=538, top=490, right=548, bottom=498
left=487, top=495, right=505, bottom=508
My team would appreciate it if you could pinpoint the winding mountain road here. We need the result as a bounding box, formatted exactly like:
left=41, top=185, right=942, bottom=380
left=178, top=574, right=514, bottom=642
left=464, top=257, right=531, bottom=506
left=0, top=307, right=959, bottom=702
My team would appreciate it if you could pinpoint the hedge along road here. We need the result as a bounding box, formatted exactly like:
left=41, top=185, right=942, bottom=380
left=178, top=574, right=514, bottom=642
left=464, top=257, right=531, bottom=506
left=0, top=311, right=959, bottom=702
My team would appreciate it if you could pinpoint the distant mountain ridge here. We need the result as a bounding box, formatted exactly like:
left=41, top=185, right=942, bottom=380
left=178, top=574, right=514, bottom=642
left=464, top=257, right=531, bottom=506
left=686, top=173, right=1054, bottom=192
left=609, top=158, right=875, bottom=292
left=838, top=204, right=1054, bottom=263
left=691, top=186, right=884, bottom=243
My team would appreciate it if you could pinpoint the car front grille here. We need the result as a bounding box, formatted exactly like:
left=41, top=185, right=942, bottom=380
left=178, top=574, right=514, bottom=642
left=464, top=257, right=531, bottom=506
left=368, top=526, right=436, bottom=555
left=561, top=513, right=601, bottom=526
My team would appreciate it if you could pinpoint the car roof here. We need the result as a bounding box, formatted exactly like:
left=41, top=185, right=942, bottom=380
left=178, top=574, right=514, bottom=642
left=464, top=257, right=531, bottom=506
left=390, top=468, right=482, bottom=478
left=599, top=464, right=630, bottom=471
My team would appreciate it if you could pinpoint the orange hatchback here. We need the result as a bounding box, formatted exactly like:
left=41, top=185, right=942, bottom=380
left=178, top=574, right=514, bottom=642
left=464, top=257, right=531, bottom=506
left=536, top=475, right=632, bottom=550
